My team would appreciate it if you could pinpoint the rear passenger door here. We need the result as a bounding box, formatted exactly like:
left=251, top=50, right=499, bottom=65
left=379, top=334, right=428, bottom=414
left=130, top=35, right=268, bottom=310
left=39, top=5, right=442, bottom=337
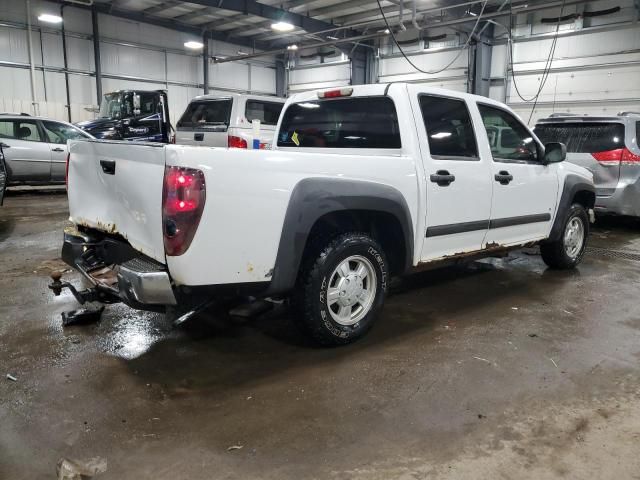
left=0, top=119, right=51, bottom=182
left=415, top=93, right=493, bottom=261
left=476, top=103, right=559, bottom=246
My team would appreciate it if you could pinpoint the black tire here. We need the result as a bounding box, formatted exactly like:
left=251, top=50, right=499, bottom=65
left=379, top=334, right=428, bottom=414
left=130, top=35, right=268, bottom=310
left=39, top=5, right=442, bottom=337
left=295, top=232, right=389, bottom=346
left=541, top=203, right=589, bottom=269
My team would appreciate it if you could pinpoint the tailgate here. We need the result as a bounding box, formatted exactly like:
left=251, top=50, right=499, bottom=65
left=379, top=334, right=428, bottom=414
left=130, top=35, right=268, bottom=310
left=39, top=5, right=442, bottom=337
left=175, top=127, right=228, bottom=147
left=67, top=139, right=167, bottom=263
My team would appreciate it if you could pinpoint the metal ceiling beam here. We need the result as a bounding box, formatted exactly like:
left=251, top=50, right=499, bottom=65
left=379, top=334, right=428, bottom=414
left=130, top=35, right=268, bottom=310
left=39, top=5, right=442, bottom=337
left=142, top=1, right=183, bottom=15
left=63, top=2, right=272, bottom=51
left=222, top=0, right=378, bottom=39
left=172, top=7, right=214, bottom=23
left=214, top=0, right=590, bottom=64
left=180, top=0, right=363, bottom=54
left=309, top=0, right=391, bottom=19
left=202, top=14, right=265, bottom=31
left=256, top=0, right=479, bottom=44
left=181, top=0, right=350, bottom=33
left=214, top=30, right=384, bottom=63
left=222, top=1, right=413, bottom=44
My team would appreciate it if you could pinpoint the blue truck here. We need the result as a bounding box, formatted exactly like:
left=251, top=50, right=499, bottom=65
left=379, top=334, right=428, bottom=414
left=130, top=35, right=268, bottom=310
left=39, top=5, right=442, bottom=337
left=76, top=89, right=172, bottom=143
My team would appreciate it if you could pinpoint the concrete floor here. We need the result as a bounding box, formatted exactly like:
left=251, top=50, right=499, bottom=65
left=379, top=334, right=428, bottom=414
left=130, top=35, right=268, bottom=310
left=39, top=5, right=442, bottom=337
left=1, top=190, right=639, bottom=480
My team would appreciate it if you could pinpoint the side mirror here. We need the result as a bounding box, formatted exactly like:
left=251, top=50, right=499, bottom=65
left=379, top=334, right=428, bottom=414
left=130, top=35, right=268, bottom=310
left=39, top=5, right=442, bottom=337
left=543, top=142, right=566, bottom=164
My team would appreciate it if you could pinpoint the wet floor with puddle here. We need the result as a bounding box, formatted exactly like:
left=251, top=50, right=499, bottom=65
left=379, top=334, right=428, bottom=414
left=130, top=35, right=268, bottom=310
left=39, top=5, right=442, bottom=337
left=1, top=190, right=639, bottom=479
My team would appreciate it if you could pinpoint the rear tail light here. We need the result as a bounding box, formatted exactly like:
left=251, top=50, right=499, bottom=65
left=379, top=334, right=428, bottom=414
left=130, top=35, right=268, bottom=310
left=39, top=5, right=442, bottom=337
left=592, top=148, right=623, bottom=165
left=162, top=166, right=206, bottom=256
left=228, top=135, right=247, bottom=149
left=65, top=153, right=70, bottom=189
left=592, top=148, right=640, bottom=165
left=622, top=148, right=640, bottom=163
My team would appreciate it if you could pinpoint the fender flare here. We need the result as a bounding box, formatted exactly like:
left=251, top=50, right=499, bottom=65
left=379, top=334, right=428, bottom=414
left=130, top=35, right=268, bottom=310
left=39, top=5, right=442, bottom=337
left=266, top=177, right=414, bottom=295
left=546, top=174, right=595, bottom=242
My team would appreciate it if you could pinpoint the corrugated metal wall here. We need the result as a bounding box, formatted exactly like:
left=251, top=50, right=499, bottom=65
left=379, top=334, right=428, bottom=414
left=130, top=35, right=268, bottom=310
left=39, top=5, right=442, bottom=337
left=0, top=0, right=277, bottom=125
left=491, top=0, right=640, bottom=124
left=288, top=60, right=352, bottom=93
left=284, top=0, right=639, bottom=126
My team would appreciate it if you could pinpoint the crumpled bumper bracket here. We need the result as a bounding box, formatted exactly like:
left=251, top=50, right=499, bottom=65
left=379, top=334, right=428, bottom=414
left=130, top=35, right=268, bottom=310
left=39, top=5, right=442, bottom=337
left=57, top=227, right=177, bottom=308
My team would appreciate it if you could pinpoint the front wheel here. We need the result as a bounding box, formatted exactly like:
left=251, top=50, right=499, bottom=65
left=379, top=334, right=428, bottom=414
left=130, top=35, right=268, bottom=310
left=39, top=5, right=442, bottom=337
left=541, top=203, right=589, bottom=269
left=295, top=232, right=389, bottom=346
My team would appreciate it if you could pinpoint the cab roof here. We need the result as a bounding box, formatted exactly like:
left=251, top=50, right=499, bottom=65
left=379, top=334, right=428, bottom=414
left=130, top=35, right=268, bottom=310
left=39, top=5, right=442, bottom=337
left=190, top=92, right=284, bottom=103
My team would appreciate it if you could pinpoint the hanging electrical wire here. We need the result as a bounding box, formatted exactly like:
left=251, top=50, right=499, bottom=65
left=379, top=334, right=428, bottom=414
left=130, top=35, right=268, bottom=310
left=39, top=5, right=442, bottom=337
left=525, top=0, right=566, bottom=122
left=375, top=0, right=489, bottom=75
left=376, top=0, right=567, bottom=123
left=485, top=17, right=552, bottom=104
left=496, top=0, right=566, bottom=121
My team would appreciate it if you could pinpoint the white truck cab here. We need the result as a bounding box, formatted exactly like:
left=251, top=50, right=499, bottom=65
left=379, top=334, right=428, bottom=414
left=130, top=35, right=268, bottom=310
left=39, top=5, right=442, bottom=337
left=58, top=83, right=595, bottom=346
left=175, top=93, right=285, bottom=149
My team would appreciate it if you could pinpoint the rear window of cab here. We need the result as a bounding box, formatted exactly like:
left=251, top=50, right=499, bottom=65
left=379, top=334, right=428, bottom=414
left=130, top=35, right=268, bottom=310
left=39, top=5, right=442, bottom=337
left=277, top=96, right=401, bottom=148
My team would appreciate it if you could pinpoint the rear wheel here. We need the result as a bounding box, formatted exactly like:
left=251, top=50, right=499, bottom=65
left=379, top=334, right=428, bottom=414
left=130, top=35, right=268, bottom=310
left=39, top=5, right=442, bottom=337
left=541, top=203, right=589, bottom=269
left=295, top=232, right=388, bottom=346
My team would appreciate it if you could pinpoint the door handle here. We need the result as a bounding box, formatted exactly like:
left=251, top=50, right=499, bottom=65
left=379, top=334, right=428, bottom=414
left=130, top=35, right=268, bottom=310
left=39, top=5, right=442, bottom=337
left=0, top=142, right=10, bottom=149
left=100, top=159, right=116, bottom=175
left=494, top=170, right=513, bottom=185
left=430, top=170, right=455, bottom=187
left=51, top=147, right=65, bottom=152
left=194, top=133, right=204, bottom=141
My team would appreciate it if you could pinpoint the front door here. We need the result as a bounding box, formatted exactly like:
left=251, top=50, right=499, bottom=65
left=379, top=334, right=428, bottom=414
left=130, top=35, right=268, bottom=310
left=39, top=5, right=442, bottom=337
left=0, top=119, right=51, bottom=182
left=413, top=92, right=493, bottom=261
left=41, top=120, right=91, bottom=181
left=475, top=103, right=559, bottom=247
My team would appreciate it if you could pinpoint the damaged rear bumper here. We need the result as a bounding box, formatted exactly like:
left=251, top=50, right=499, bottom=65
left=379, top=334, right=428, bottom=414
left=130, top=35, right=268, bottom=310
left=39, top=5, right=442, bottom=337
left=61, top=226, right=177, bottom=309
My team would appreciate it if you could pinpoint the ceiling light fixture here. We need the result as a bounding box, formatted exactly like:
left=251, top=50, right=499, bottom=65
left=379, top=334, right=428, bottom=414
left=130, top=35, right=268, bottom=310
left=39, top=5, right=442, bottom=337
left=271, top=21, right=295, bottom=32
left=38, top=13, right=63, bottom=23
left=327, top=35, right=339, bottom=40
left=184, top=41, right=204, bottom=49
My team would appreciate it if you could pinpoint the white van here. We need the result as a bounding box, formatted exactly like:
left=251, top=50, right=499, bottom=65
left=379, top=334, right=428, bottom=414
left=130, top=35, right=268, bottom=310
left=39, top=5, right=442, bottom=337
left=175, top=93, right=285, bottom=149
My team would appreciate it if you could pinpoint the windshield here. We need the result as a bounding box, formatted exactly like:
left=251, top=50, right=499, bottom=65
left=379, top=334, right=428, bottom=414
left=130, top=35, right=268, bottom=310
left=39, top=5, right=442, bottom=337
left=177, top=99, right=233, bottom=128
left=99, top=93, right=130, bottom=119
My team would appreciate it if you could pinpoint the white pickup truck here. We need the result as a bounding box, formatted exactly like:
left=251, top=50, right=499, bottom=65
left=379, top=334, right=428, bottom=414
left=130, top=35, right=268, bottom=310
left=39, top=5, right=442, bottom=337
left=56, top=83, right=595, bottom=345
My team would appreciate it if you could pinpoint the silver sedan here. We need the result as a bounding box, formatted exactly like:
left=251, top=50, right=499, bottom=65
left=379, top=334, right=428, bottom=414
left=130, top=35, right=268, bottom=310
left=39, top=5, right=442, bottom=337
left=0, top=114, right=93, bottom=187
